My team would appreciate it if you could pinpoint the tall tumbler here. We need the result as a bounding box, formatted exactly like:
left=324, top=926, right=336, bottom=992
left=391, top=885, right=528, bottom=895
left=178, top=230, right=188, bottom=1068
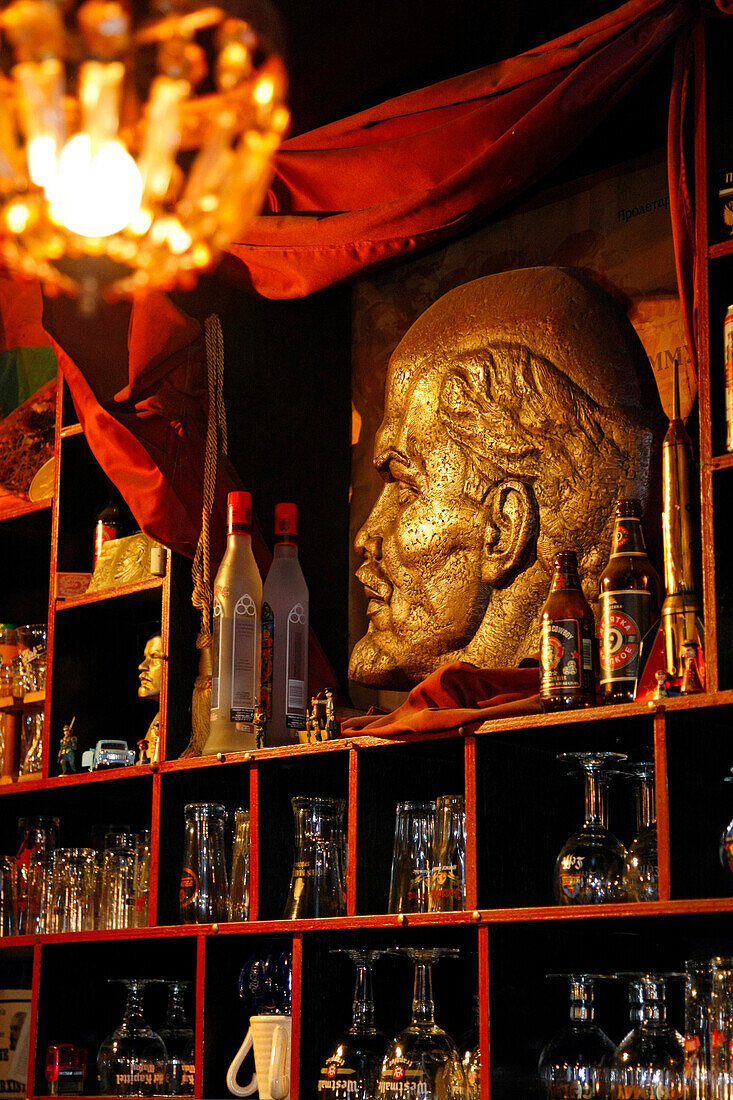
left=179, top=803, right=229, bottom=924
left=283, top=796, right=345, bottom=919
left=428, top=794, right=466, bottom=912
left=685, top=959, right=711, bottom=1100
left=0, top=857, right=17, bottom=936
left=229, top=809, right=250, bottom=921
left=27, top=851, right=55, bottom=934
left=51, top=848, right=95, bottom=932
left=711, top=957, right=733, bottom=1100
left=387, top=800, right=435, bottom=914
left=99, top=833, right=138, bottom=930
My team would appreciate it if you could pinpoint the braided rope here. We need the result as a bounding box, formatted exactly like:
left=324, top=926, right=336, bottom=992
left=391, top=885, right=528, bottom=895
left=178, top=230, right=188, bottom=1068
left=191, top=314, right=227, bottom=640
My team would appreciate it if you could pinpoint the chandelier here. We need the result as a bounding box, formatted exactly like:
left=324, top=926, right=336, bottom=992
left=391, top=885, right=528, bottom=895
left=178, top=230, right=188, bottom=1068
left=0, top=0, right=289, bottom=305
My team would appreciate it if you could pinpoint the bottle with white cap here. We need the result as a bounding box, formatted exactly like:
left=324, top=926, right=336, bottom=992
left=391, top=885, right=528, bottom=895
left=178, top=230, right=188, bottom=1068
left=206, top=490, right=262, bottom=754
left=261, top=502, right=309, bottom=745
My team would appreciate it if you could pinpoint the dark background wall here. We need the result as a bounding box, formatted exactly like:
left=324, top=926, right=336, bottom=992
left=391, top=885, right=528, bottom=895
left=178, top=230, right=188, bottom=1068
left=173, top=0, right=677, bottom=700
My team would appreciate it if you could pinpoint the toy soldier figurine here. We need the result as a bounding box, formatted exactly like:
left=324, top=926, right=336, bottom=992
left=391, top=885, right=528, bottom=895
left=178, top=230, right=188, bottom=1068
left=325, top=690, right=339, bottom=739
left=57, top=717, right=77, bottom=774
left=254, top=704, right=267, bottom=748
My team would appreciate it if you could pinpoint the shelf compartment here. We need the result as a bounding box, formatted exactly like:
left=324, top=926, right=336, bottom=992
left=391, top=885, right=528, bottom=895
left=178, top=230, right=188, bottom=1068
left=34, top=937, right=197, bottom=1098
left=0, top=505, right=52, bottom=626
left=475, top=715, right=655, bottom=911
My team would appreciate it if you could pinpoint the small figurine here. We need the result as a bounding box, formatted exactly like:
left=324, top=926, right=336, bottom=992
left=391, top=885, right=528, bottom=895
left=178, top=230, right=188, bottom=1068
left=653, top=669, right=671, bottom=700
left=57, top=717, right=77, bottom=774
left=299, top=694, right=329, bottom=744
left=325, top=689, right=339, bottom=739
left=680, top=640, right=704, bottom=694
left=254, top=704, right=267, bottom=749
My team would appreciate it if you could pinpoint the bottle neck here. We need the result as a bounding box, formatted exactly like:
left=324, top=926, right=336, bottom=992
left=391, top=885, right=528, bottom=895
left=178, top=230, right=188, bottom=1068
left=550, top=568, right=581, bottom=593
left=227, top=527, right=252, bottom=547
left=273, top=541, right=298, bottom=558
left=609, top=516, right=648, bottom=556
left=411, top=961, right=435, bottom=1026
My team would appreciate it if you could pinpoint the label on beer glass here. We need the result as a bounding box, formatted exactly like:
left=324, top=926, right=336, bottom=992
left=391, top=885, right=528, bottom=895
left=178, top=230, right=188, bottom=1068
left=540, top=618, right=592, bottom=692
left=599, top=590, right=650, bottom=685
left=179, top=867, right=198, bottom=908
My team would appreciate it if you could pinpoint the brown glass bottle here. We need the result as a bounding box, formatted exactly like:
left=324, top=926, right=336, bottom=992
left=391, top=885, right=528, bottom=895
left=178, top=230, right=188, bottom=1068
left=599, top=499, right=662, bottom=705
left=540, top=550, right=597, bottom=711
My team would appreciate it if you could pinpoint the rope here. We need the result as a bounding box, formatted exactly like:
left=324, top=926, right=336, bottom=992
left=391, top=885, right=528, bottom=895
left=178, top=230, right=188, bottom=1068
left=191, top=314, right=227, bottom=641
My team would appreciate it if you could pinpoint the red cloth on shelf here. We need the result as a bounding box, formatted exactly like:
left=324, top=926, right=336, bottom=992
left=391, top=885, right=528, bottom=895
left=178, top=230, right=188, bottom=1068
left=340, top=663, right=541, bottom=736
left=222, top=0, right=692, bottom=298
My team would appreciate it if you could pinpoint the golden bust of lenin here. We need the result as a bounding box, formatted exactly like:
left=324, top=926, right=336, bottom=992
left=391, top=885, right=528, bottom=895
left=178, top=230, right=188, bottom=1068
left=349, top=267, right=664, bottom=690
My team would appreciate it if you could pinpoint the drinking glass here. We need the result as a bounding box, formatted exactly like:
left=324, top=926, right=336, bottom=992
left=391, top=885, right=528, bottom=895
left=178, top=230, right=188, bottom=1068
left=710, top=957, right=733, bottom=1100
left=133, top=830, right=151, bottom=929
left=158, top=981, right=194, bottom=1096
left=538, top=974, right=616, bottom=1099
left=607, top=973, right=684, bottom=1100
left=229, top=809, right=250, bottom=921
left=283, top=796, right=345, bottom=919
left=238, top=949, right=292, bottom=1016
left=377, top=947, right=466, bottom=1098
left=20, top=712, right=43, bottom=775
left=428, top=795, right=466, bottom=912
left=553, top=752, right=627, bottom=904
left=97, top=978, right=167, bottom=1096
left=388, top=800, right=435, bottom=914
left=16, top=815, right=59, bottom=933
left=27, top=850, right=55, bottom=934
left=620, top=761, right=658, bottom=902
left=179, top=803, right=229, bottom=924
left=99, top=833, right=138, bottom=930
left=50, top=848, right=95, bottom=932
left=0, top=856, right=18, bottom=936
left=317, top=949, right=387, bottom=1098
left=684, top=959, right=711, bottom=1100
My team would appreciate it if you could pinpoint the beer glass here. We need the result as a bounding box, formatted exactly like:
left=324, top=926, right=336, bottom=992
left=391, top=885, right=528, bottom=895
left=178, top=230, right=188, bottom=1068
left=538, top=974, right=615, bottom=1099
left=50, top=848, right=95, bottom=933
left=283, top=796, right=345, bottom=919
left=428, top=795, right=466, bottom=912
left=27, top=850, right=55, bottom=934
left=607, top=973, right=684, bottom=1100
left=621, top=761, right=658, bottom=902
left=99, top=833, right=138, bottom=930
left=97, top=979, right=167, bottom=1096
left=158, top=981, right=195, bottom=1096
left=684, top=959, right=711, bottom=1100
left=317, top=949, right=387, bottom=1098
left=0, top=856, right=18, bottom=936
left=229, top=809, right=250, bottom=921
left=179, top=803, right=229, bottom=924
left=388, top=800, right=435, bottom=914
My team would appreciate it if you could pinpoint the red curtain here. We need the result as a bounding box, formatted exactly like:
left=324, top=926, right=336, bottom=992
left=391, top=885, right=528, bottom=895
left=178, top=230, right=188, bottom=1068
left=221, top=0, right=693, bottom=298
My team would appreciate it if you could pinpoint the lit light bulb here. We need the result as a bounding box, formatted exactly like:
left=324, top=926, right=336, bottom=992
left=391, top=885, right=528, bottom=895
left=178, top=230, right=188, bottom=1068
left=46, top=133, right=143, bottom=237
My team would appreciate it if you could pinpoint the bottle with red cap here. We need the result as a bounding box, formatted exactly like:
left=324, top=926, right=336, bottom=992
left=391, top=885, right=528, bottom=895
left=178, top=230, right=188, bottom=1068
left=205, top=491, right=262, bottom=754
left=261, top=503, right=309, bottom=745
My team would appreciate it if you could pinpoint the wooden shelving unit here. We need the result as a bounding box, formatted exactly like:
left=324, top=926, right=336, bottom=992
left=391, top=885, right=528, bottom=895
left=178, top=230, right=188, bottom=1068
left=2, top=10, right=733, bottom=1100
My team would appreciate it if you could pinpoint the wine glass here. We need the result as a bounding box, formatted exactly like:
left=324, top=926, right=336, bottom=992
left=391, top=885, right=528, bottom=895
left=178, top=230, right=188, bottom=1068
left=377, top=947, right=466, bottom=1098
left=317, top=949, right=387, bottom=1098
left=97, top=978, right=167, bottom=1096
left=607, top=973, right=684, bottom=1100
left=553, top=752, right=627, bottom=904
left=158, top=981, right=194, bottom=1096
left=538, top=974, right=616, bottom=1099
left=620, top=761, right=658, bottom=902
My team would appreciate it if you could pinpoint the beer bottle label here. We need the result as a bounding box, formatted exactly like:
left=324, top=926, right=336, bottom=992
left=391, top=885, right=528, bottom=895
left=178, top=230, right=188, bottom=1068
left=540, top=619, right=593, bottom=693
left=599, top=590, right=650, bottom=685
left=261, top=601, right=274, bottom=720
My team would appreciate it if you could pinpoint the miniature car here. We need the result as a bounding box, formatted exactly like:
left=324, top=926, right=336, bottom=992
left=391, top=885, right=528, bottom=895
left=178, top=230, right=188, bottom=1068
left=81, top=739, right=136, bottom=771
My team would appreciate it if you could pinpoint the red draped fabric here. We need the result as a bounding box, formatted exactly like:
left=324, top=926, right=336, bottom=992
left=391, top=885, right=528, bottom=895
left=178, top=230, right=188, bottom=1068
left=222, top=0, right=693, bottom=298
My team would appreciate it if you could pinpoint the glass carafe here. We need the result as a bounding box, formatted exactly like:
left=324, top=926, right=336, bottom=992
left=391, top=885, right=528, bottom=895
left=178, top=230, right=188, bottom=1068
left=179, top=803, right=229, bottom=924
left=97, top=979, right=167, bottom=1096
left=317, top=949, right=387, bottom=1098
left=158, top=981, right=195, bottom=1096
left=553, top=752, right=627, bottom=904
left=607, top=973, right=684, bottom=1099
left=377, top=947, right=466, bottom=1098
left=538, top=974, right=615, bottom=1099
left=621, top=761, right=658, bottom=902
left=283, top=796, right=345, bottom=918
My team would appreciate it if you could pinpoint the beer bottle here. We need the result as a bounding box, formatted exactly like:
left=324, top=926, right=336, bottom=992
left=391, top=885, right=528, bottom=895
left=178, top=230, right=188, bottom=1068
left=599, top=499, right=662, bottom=705
left=540, top=550, right=596, bottom=711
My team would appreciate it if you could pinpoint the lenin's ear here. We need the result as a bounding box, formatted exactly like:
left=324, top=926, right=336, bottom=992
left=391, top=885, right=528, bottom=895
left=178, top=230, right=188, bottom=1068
left=480, top=479, right=538, bottom=587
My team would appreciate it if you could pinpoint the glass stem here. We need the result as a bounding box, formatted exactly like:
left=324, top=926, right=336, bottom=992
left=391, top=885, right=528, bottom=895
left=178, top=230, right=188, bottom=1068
left=583, top=766, right=606, bottom=828
left=166, top=984, right=189, bottom=1029
left=350, top=963, right=376, bottom=1033
left=411, top=961, right=435, bottom=1026
left=123, top=982, right=147, bottom=1031
left=637, top=776, right=656, bottom=830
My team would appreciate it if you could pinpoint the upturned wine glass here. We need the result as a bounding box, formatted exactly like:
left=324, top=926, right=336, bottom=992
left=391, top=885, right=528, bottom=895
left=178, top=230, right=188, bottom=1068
left=553, top=752, right=627, bottom=904
left=97, top=978, right=167, bottom=1096
left=317, top=949, right=387, bottom=1098
left=377, top=947, right=466, bottom=1098
left=538, top=974, right=616, bottom=1099
left=620, top=761, right=658, bottom=902
left=607, top=973, right=684, bottom=1100
left=158, top=981, right=194, bottom=1096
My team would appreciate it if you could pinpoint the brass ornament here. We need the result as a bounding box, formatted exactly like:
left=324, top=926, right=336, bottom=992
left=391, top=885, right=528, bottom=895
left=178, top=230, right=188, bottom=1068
left=349, top=267, right=665, bottom=689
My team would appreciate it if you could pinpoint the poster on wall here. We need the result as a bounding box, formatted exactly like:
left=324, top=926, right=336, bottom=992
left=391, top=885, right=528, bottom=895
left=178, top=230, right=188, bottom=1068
left=349, top=151, right=686, bottom=711
left=0, top=989, right=31, bottom=1097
